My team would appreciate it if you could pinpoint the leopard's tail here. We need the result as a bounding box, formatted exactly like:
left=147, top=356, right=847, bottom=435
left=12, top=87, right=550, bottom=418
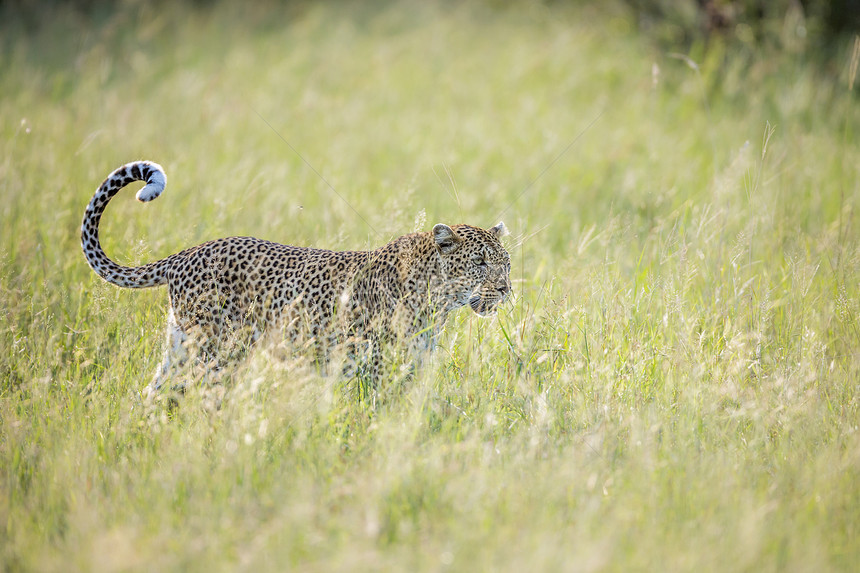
left=81, top=161, right=172, bottom=288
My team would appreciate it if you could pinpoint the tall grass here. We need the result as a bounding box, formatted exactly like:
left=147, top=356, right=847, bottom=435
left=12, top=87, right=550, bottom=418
left=1, top=1, right=858, bottom=570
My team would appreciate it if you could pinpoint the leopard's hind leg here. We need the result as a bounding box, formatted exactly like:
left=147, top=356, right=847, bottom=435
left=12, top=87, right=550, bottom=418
left=145, top=307, right=189, bottom=397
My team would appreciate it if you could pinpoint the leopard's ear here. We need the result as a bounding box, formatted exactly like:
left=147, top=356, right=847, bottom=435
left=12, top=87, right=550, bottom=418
left=489, top=221, right=509, bottom=238
left=433, top=224, right=462, bottom=254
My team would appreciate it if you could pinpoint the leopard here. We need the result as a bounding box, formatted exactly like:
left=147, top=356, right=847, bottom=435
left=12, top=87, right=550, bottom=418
left=81, top=160, right=512, bottom=395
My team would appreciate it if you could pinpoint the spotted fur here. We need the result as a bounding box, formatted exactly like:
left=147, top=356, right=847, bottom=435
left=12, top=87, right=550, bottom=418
left=82, top=161, right=512, bottom=393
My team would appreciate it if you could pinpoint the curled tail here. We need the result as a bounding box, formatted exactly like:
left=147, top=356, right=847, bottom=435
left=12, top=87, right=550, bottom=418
left=81, top=161, right=172, bottom=288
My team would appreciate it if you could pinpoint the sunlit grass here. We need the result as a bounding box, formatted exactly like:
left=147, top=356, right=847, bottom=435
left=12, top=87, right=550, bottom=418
left=1, top=1, right=859, bottom=571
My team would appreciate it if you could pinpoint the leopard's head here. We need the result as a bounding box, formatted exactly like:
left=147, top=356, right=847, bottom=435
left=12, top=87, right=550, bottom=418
left=432, top=222, right=512, bottom=316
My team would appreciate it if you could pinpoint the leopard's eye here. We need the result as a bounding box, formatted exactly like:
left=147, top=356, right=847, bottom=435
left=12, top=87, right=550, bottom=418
left=472, top=255, right=486, bottom=266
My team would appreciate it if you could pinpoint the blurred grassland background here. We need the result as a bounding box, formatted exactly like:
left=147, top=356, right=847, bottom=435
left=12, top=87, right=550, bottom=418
left=1, top=0, right=859, bottom=570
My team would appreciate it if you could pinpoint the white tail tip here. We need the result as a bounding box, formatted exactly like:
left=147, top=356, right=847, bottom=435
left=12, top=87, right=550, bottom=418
left=135, top=166, right=166, bottom=202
